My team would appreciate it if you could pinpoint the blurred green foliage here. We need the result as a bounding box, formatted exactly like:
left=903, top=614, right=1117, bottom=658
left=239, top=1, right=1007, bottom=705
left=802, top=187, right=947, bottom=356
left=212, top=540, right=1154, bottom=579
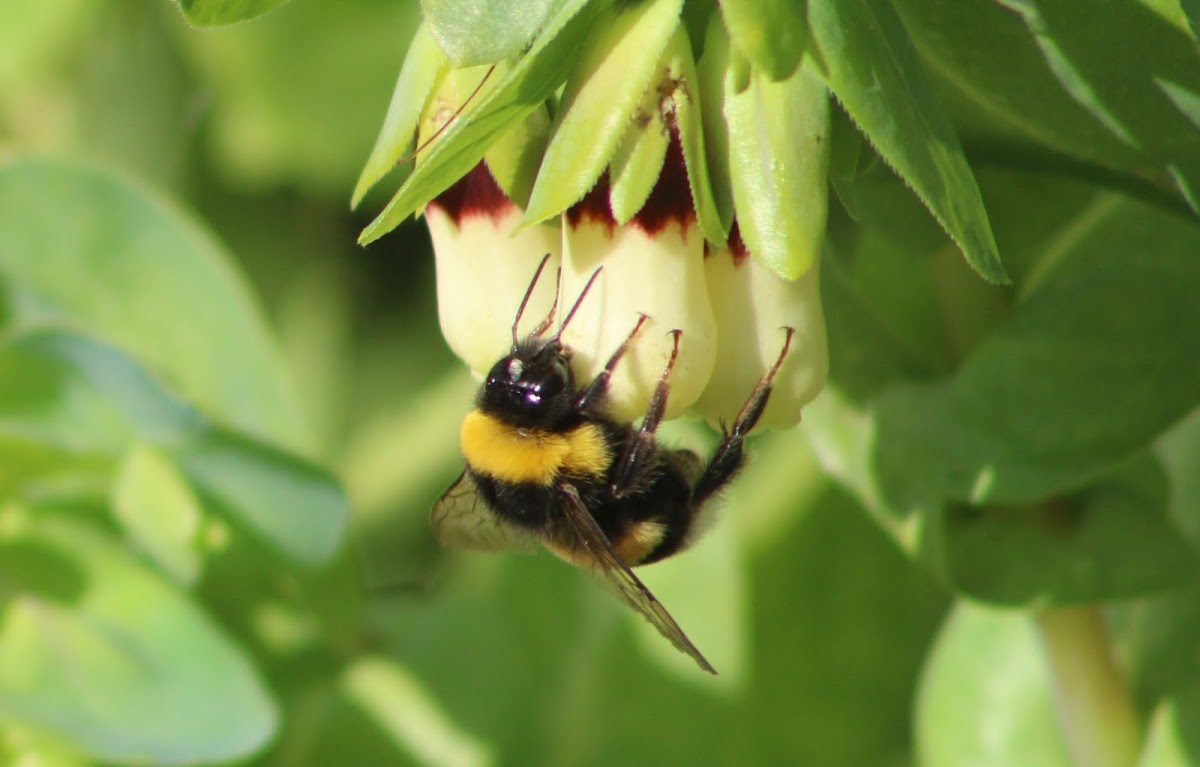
left=0, top=1, right=948, bottom=765
left=6, top=0, right=1200, bottom=766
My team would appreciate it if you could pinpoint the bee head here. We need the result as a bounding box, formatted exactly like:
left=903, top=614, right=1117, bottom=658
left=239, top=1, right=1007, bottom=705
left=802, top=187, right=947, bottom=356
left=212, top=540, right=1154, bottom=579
left=479, top=339, right=575, bottom=428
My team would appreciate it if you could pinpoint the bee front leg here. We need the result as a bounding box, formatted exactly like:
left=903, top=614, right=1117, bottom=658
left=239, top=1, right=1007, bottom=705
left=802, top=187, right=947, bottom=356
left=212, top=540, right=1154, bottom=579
left=693, top=327, right=795, bottom=505
left=610, top=329, right=682, bottom=499
left=573, top=314, right=650, bottom=412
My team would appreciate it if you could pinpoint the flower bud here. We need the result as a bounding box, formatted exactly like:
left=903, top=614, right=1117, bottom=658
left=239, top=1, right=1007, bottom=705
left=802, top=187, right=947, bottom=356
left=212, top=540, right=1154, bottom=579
left=691, top=226, right=828, bottom=431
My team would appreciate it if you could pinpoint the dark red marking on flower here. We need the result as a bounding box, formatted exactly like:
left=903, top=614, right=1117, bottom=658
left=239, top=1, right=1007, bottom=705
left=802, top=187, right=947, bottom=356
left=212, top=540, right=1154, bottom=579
left=728, top=220, right=750, bottom=266
left=631, top=127, right=696, bottom=236
left=702, top=220, right=750, bottom=267
left=565, top=173, right=617, bottom=233
left=426, top=162, right=514, bottom=227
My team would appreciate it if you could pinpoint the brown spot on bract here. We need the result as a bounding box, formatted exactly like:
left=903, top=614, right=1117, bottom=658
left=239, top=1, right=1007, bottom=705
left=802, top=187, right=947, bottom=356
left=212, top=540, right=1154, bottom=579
left=631, top=127, right=696, bottom=237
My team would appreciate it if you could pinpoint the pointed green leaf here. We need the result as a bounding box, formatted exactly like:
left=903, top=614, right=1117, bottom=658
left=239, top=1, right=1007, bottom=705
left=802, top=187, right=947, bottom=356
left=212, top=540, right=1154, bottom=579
left=171, top=0, right=291, bottom=26
left=718, top=0, right=807, bottom=81
left=353, top=23, right=449, bottom=207
left=725, top=63, right=830, bottom=279
left=522, top=0, right=683, bottom=225
left=807, top=0, right=1008, bottom=283
left=483, top=98, right=552, bottom=210
left=665, top=25, right=727, bottom=246
left=112, top=445, right=204, bottom=585
left=359, top=0, right=606, bottom=244
left=609, top=87, right=670, bottom=225
left=422, top=0, right=564, bottom=67
left=696, top=14, right=735, bottom=234
left=0, top=514, right=276, bottom=764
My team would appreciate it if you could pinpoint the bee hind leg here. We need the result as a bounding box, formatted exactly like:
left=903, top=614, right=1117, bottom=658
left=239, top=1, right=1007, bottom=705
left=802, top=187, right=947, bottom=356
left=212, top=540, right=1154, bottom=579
left=610, top=329, right=682, bottom=498
left=693, top=327, right=795, bottom=505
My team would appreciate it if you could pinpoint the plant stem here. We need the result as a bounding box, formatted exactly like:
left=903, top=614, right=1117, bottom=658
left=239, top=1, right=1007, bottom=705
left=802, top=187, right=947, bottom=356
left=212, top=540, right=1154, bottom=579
left=1034, top=606, right=1141, bottom=767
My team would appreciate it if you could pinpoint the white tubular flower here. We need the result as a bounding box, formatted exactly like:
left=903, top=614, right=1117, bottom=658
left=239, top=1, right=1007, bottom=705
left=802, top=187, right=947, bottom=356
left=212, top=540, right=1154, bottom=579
left=425, top=163, right=560, bottom=377
left=558, top=139, right=717, bottom=423
left=357, top=7, right=834, bottom=428
left=692, top=227, right=828, bottom=431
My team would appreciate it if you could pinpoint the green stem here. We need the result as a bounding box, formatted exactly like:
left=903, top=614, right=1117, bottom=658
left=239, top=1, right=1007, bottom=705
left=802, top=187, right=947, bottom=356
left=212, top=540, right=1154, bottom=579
left=1034, top=606, right=1141, bottom=767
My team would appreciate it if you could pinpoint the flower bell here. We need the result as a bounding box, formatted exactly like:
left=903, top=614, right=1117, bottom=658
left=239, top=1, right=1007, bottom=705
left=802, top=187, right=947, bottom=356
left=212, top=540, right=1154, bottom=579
left=356, top=6, right=833, bottom=431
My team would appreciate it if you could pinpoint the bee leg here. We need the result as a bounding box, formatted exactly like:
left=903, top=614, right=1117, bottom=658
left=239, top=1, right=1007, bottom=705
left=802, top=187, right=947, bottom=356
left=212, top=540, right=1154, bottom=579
left=573, top=314, right=650, bottom=412
left=611, top=329, right=683, bottom=498
left=693, top=327, right=795, bottom=505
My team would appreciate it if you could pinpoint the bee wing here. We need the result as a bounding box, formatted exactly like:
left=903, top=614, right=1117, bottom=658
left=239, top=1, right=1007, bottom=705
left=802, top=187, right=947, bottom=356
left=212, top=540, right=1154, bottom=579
left=556, top=483, right=717, bottom=675
left=431, top=471, right=535, bottom=554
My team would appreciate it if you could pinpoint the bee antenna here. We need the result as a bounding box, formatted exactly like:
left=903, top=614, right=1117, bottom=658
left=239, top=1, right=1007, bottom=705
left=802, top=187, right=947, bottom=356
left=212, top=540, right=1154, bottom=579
left=552, top=267, right=603, bottom=342
left=512, top=253, right=554, bottom=348
left=527, top=267, right=562, bottom=340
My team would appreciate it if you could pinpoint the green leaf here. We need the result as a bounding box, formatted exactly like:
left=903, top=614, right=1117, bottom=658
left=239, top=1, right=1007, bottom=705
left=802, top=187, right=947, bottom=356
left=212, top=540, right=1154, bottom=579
left=522, top=0, right=683, bottom=225
left=484, top=101, right=553, bottom=210
left=171, top=0, right=291, bottom=26
left=717, top=0, right=807, bottom=81
left=1003, top=0, right=1200, bottom=211
left=0, top=155, right=304, bottom=448
left=1139, top=681, right=1200, bottom=767
left=0, top=329, right=203, bottom=464
left=873, top=195, right=1200, bottom=507
left=917, top=604, right=1071, bottom=767
left=352, top=23, right=449, bottom=208
left=176, top=428, right=348, bottom=566
left=0, top=514, right=276, bottom=764
left=359, top=0, right=605, bottom=244
left=806, top=0, right=1007, bottom=283
left=665, top=25, right=727, bottom=247
left=696, top=14, right=735, bottom=235
left=422, top=0, right=563, bottom=67
left=112, top=445, right=204, bottom=585
left=608, top=83, right=670, bottom=225
left=724, top=61, right=830, bottom=279
left=938, top=453, right=1197, bottom=606
left=0, top=329, right=348, bottom=565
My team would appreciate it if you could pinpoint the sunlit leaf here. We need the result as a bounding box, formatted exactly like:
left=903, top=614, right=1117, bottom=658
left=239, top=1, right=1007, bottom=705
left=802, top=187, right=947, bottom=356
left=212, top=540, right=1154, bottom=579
left=360, top=0, right=605, bottom=243
left=0, top=514, right=277, bottom=764
left=522, top=0, right=682, bottom=225
left=917, top=605, right=1071, bottom=767
left=718, top=0, right=807, bottom=81
left=112, top=445, right=204, bottom=584
left=177, top=428, right=348, bottom=566
left=422, top=0, right=563, bottom=67
left=807, top=0, right=1007, bottom=283
left=724, top=61, right=829, bottom=279
left=0, top=155, right=304, bottom=448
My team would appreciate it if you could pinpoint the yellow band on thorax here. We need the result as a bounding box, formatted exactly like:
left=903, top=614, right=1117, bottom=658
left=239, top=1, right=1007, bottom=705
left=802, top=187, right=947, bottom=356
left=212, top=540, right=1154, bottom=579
left=460, top=411, right=613, bottom=486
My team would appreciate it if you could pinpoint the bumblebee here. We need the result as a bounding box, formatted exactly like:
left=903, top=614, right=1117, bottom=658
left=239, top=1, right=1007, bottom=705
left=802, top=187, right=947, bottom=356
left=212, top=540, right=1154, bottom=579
left=432, top=255, right=794, bottom=674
